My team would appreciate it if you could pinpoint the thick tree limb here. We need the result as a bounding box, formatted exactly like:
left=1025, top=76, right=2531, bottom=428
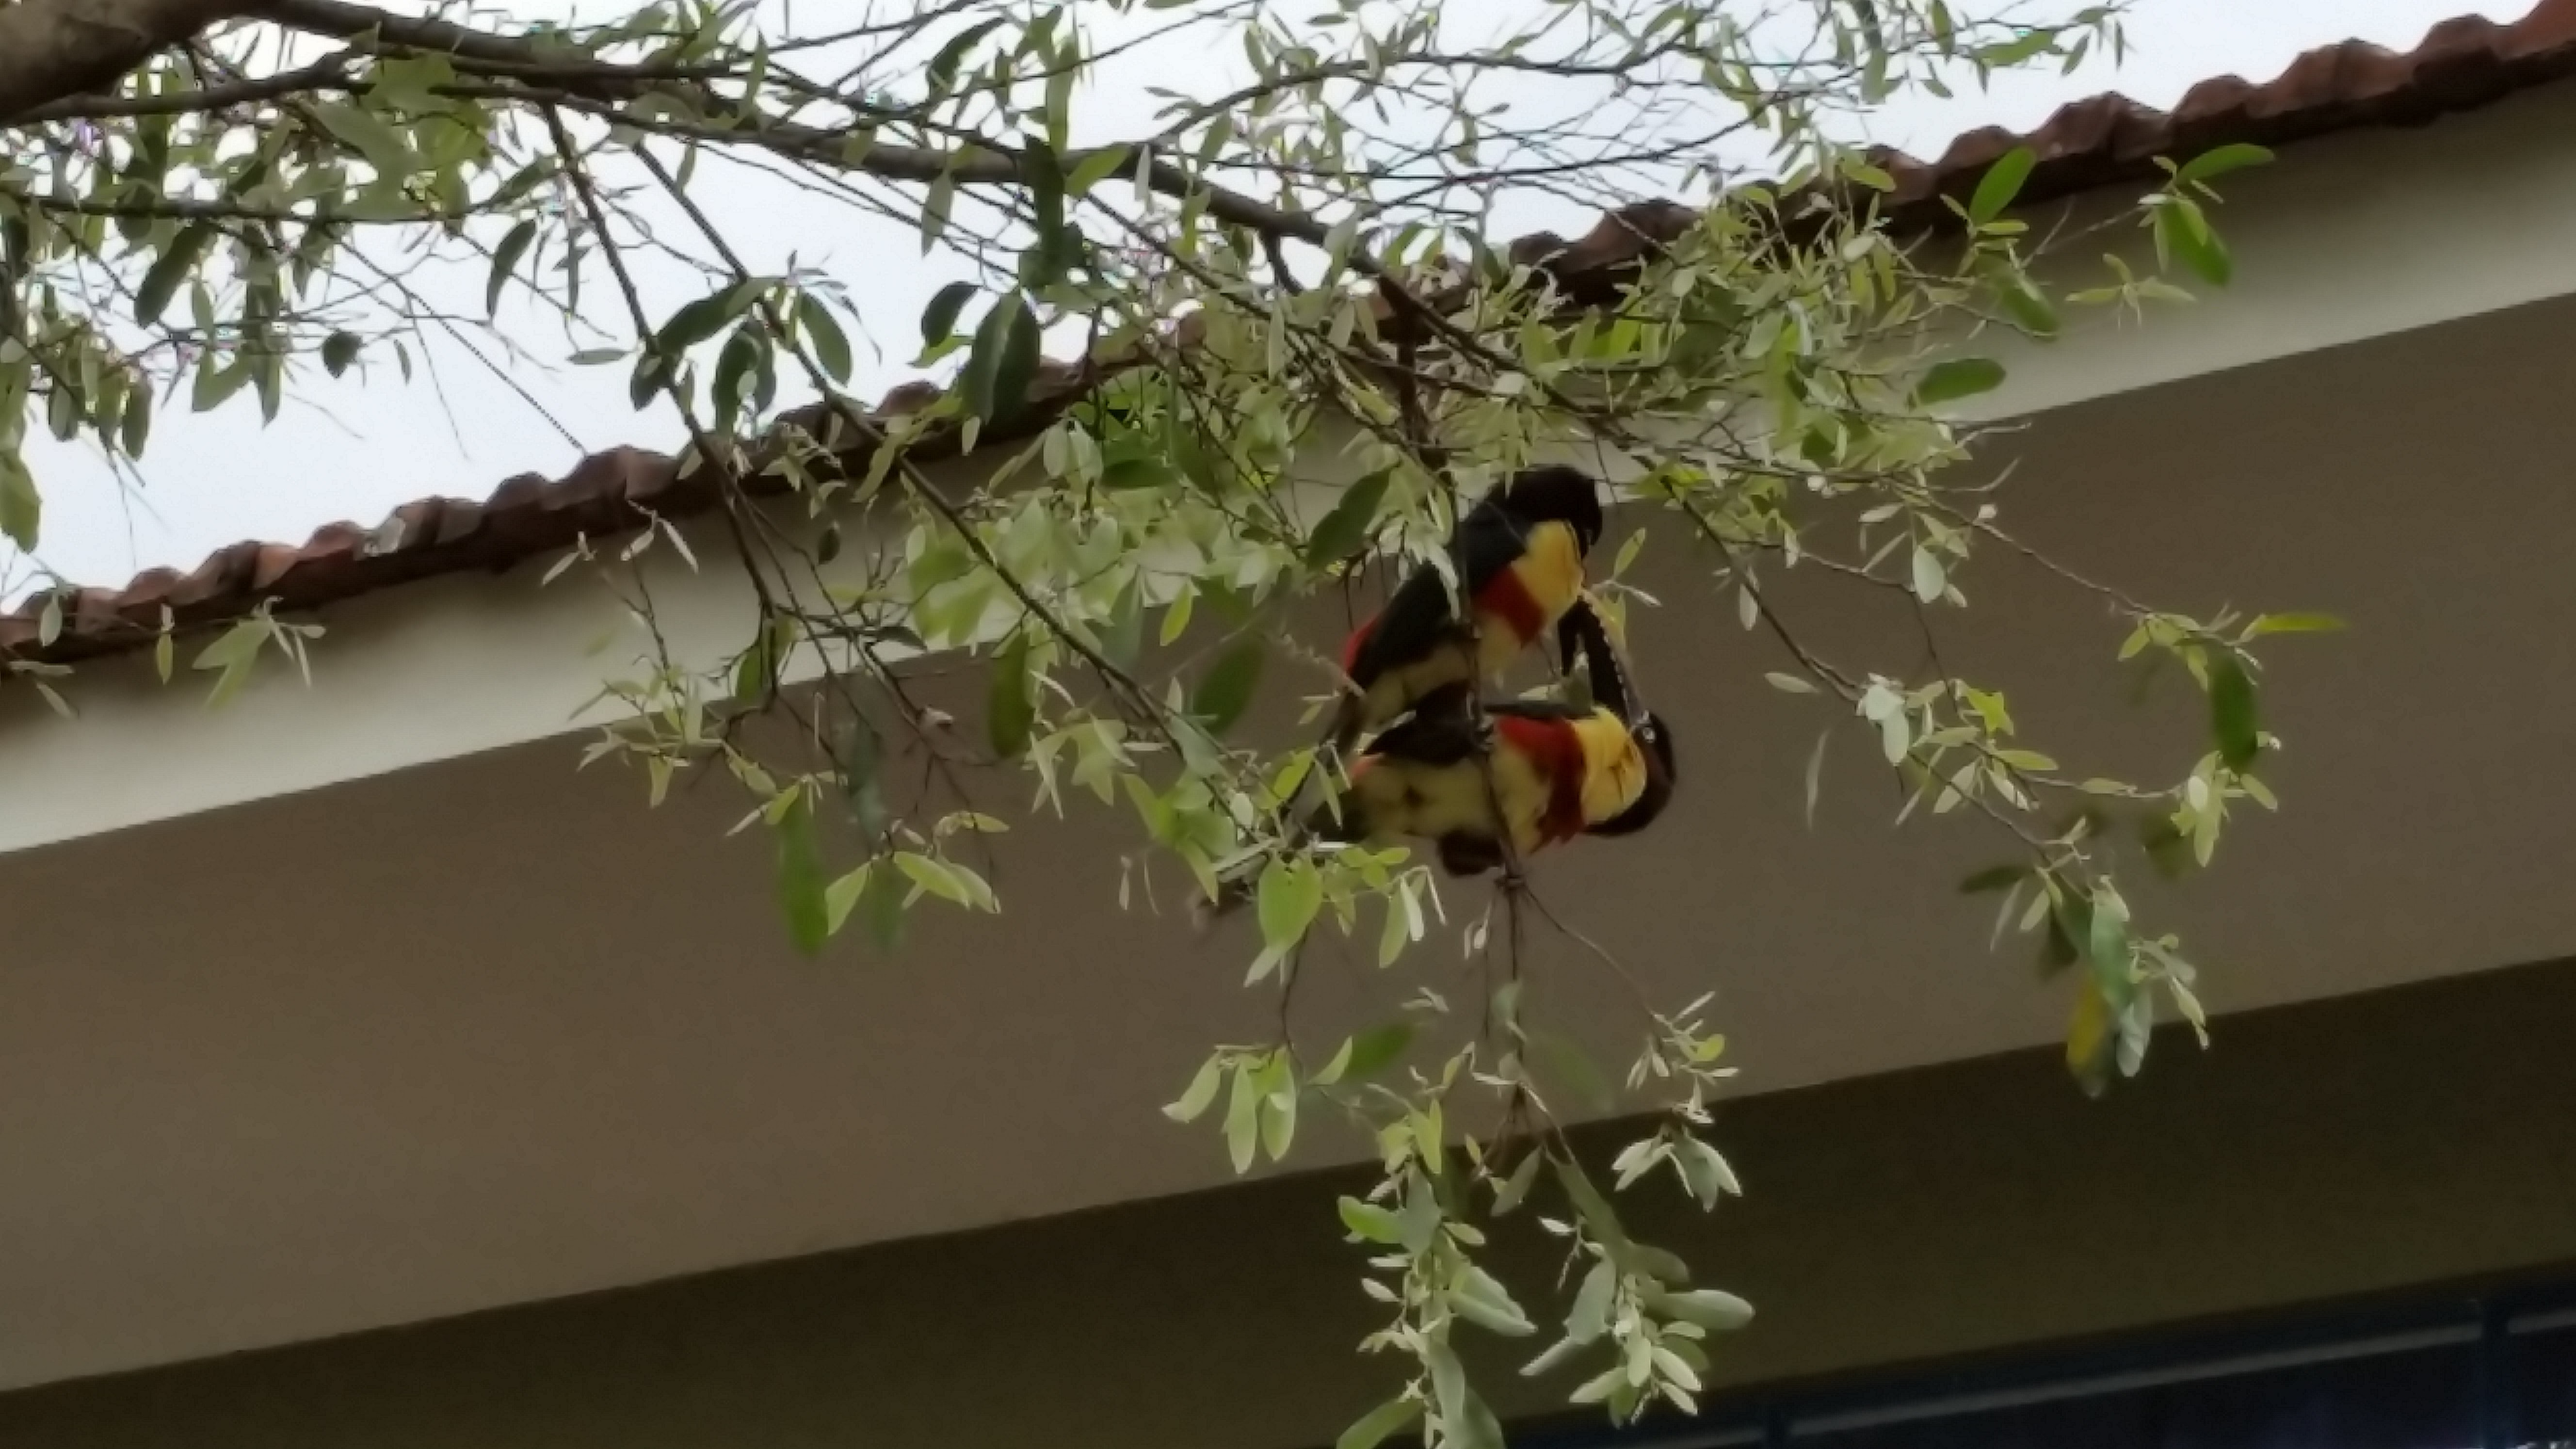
left=257, top=0, right=710, bottom=82
left=0, top=0, right=255, bottom=122
left=252, top=0, right=1343, bottom=250
left=9, top=0, right=1333, bottom=263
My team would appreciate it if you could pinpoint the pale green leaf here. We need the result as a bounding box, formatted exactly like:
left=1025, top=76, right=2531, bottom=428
left=1165, top=1054, right=1226, bottom=1123
left=774, top=793, right=830, bottom=955
left=1191, top=639, right=1265, bottom=735
left=1335, top=1398, right=1420, bottom=1449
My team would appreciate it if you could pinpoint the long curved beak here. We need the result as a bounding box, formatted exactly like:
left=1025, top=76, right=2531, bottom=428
left=1559, top=591, right=1648, bottom=727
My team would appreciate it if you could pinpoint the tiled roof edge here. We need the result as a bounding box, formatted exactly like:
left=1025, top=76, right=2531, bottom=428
left=10, top=1, right=2574, bottom=666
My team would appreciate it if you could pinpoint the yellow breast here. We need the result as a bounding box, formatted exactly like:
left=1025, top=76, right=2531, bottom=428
left=1571, top=714, right=1649, bottom=825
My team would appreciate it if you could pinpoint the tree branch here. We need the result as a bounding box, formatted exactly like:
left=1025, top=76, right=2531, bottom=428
left=0, top=0, right=256, bottom=122
left=250, top=0, right=1344, bottom=250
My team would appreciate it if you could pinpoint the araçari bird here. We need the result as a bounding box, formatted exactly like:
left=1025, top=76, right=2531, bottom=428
left=1321, top=464, right=1608, bottom=768
left=1199, top=594, right=1675, bottom=926
left=1321, top=594, right=1675, bottom=880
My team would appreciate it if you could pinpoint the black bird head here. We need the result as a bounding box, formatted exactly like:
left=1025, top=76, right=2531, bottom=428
left=1588, top=712, right=1677, bottom=838
left=1496, top=464, right=1607, bottom=556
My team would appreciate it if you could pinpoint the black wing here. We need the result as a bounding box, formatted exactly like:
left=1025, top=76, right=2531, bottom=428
left=1360, top=685, right=1590, bottom=767
left=1345, top=497, right=1532, bottom=685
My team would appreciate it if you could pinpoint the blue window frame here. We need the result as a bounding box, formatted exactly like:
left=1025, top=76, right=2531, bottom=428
left=1517, top=1279, right=2576, bottom=1449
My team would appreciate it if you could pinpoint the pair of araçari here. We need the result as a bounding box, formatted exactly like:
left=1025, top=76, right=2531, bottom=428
left=1208, top=465, right=1677, bottom=918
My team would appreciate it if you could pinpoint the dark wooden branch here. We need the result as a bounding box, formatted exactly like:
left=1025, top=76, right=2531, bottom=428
left=0, top=0, right=258, bottom=122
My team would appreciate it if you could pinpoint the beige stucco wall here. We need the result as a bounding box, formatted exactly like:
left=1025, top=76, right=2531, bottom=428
left=10, top=280, right=2576, bottom=1391
left=3, top=955, right=2571, bottom=1449
left=13, top=80, right=2576, bottom=1402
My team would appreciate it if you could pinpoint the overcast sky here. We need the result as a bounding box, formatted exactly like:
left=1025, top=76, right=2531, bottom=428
left=5, top=0, right=2517, bottom=594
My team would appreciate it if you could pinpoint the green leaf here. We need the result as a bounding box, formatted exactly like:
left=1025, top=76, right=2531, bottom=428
left=1335, top=1398, right=1420, bottom=1449
left=1164, top=1054, right=1225, bottom=1123
left=1968, top=145, right=2036, bottom=225
left=627, top=352, right=671, bottom=411
left=2159, top=199, right=2233, bottom=287
left=1674, top=1136, right=1740, bottom=1209
left=1804, top=729, right=1829, bottom=827
left=1427, top=1340, right=1469, bottom=1437
left=191, top=618, right=266, bottom=674
left=731, top=620, right=782, bottom=704
left=1303, top=469, right=1390, bottom=569
left=1998, top=274, right=2060, bottom=336
left=926, top=16, right=1005, bottom=95
left=1253, top=1059, right=1303, bottom=1161
left=2247, top=611, right=2344, bottom=636
left=1255, top=860, right=1323, bottom=955
left=895, top=851, right=972, bottom=906
left=1451, top=1267, right=1537, bottom=1337
left=920, top=280, right=976, bottom=348
left=774, top=793, right=830, bottom=956
left=1337, top=1196, right=1404, bottom=1244
left=252, top=351, right=283, bottom=424
left=1910, top=546, right=1947, bottom=603
left=1042, top=53, right=1076, bottom=153
left=1838, top=154, right=1896, bottom=192
left=1493, top=1148, right=1546, bottom=1216
left=1551, top=1158, right=1632, bottom=1254
left=656, top=279, right=762, bottom=356
left=486, top=219, right=536, bottom=317
left=119, top=379, right=152, bottom=457
left=1565, top=1260, right=1617, bottom=1344
left=857, top=859, right=907, bottom=952
left=1098, top=456, right=1177, bottom=491
left=2086, top=884, right=2132, bottom=1002
left=1223, top=1064, right=1259, bottom=1173
left=1018, top=139, right=1071, bottom=288
left=2177, top=142, right=2272, bottom=185
left=1191, top=639, right=1265, bottom=735
left=798, top=294, right=853, bottom=384
left=203, top=658, right=256, bottom=710
left=987, top=636, right=1037, bottom=759
left=1065, top=145, right=1132, bottom=196
left=823, top=865, right=872, bottom=935
left=0, top=449, right=40, bottom=550
left=1098, top=576, right=1146, bottom=669
left=1654, top=1288, right=1755, bottom=1332
left=312, top=101, right=413, bottom=179
left=1341, top=1021, right=1414, bottom=1080
left=134, top=224, right=214, bottom=326
left=1521, top=1336, right=1585, bottom=1380
left=1913, top=356, right=2005, bottom=405
left=321, top=331, right=362, bottom=378
left=1453, top=1393, right=1506, bottom=1449
left=957, top=290, right=1042, bottom=426
left=712, top=327, right=760, bottom=427
left=1959, top=863, right=2025, bottom=894
left=2209, top=653, right=2260, bottom=770
left=920, top=173, right=956, bottom=252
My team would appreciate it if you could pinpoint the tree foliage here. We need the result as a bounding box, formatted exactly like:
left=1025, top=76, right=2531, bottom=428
left=0, top=0, right=2336, bottom=1438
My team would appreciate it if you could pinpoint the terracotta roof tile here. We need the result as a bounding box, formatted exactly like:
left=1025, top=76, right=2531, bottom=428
left=9, top=1, right=2576, bottom=668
